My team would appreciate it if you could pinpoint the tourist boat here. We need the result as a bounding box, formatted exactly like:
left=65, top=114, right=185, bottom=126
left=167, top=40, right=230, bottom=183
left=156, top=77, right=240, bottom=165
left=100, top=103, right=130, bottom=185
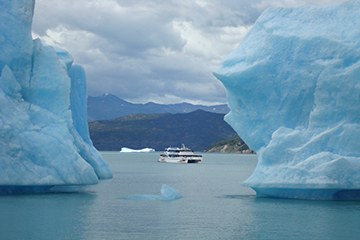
left=158, top=144, right=202, bottom=163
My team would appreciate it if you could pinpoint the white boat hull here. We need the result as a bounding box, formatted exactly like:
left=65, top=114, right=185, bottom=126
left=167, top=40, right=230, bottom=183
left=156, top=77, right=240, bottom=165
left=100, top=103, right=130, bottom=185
left=158, top=155, right=202, bottom=163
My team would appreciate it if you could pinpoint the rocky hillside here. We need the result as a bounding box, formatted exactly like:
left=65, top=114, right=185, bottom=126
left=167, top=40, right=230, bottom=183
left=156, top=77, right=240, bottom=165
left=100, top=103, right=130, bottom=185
left=205, top=136, right=255, bottom=154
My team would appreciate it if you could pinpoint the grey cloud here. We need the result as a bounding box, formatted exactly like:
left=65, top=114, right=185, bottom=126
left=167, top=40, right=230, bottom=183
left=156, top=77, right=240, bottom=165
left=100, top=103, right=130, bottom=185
left=32, top=0, right=348, bottom=105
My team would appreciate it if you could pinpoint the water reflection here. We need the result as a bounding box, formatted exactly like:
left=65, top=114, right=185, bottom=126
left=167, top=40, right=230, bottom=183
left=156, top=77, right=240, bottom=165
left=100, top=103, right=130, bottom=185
left=223, top=194, right=360, bottom=240
left=0, top=190, right=97, bottom=240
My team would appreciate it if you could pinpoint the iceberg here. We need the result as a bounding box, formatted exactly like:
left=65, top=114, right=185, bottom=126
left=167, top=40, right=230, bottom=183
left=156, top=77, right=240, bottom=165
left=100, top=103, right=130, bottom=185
left=0, top=0, right=112, bottom=193
left=121, top=184, right=183, bottom=201
left=214, top=1, right=360, bottom=200
left=120, top=147, right=155, bottom=153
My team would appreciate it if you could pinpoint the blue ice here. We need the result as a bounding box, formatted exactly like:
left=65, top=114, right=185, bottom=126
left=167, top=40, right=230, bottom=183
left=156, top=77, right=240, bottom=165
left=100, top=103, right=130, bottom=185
left=214, top=1, right=360, bottom=200
left=121, top=185, right=183, bottom=201
left=0, top=0, right=112, bottom=193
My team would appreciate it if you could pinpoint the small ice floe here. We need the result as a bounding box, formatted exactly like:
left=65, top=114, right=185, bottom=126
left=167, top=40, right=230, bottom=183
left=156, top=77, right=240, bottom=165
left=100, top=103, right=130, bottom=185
left=121, top=184, right=182, bottom=201
left=120, top=147, right=155, bottom=153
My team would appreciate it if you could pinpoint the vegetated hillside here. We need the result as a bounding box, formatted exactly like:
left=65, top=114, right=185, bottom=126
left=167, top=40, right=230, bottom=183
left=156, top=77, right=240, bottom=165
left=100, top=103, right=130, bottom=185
left=205, top=136, right=254, bottom=154
left=87, top=93, right=229, bottom=122
left=89, top=109, right=237, bottom=151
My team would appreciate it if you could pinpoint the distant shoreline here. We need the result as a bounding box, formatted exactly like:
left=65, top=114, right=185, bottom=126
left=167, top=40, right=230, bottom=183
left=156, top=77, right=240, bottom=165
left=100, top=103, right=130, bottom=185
left=204, top=136, right=255, bottom=154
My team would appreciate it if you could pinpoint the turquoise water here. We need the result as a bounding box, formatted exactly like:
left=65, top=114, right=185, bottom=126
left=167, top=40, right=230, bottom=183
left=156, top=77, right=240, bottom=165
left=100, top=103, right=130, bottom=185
left=1, top=152, right=360, bottom=239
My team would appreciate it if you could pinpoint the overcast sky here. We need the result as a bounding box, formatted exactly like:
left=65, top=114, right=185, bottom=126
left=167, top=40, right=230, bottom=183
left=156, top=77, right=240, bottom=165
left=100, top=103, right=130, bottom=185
left=32, top=0, right=347, bottom=105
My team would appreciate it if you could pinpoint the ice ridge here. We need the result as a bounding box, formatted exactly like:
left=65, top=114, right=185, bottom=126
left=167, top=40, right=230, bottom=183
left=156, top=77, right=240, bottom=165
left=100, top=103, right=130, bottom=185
left=0, top=0, right=112, bottom=193
left=214, top=1, right=360, bottom=200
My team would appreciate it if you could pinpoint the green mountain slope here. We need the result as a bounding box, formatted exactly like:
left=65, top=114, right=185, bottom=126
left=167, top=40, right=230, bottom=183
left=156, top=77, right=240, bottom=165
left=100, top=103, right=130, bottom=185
left=205, top=136, right=254, bottom=154
left=89, top=109, right=238, bottom=151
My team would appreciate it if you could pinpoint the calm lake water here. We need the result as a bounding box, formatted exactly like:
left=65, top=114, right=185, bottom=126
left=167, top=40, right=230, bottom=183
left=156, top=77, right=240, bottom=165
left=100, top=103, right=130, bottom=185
left=1, top=152, right=360, bottom=240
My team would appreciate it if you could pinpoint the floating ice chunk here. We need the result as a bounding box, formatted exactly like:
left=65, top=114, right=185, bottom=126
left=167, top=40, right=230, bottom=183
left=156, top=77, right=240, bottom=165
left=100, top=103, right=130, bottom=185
left=214, top=1, right=360, bottom=200
left=159, top=184, right=183, bottom=200
left=120, top=147, right=155, bottom=153
left=121, top=184, right=183, bottom=201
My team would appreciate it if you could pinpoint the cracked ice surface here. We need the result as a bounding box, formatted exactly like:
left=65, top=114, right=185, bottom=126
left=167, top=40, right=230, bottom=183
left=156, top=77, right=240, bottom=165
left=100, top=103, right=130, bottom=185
left=0, top=0, right=112, bottom=193
left=214, top=1, right=360, bottom=200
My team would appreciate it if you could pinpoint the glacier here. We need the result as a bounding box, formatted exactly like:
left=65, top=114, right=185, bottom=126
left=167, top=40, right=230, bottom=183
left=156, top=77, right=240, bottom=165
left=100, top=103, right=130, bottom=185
left=121, top=184, right=183, bottom=201
left=0, top=0, right=112, bottom=193
left=214, top=1, right=360, bottom=200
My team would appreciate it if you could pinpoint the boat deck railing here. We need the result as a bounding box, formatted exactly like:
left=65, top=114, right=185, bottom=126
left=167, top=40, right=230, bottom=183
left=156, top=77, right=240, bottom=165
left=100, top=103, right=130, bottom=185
left=160, top=154, right=202, bottom=158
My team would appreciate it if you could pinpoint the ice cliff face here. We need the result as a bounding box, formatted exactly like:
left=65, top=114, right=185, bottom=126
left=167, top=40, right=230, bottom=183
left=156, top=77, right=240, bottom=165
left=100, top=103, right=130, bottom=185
left=214, top=1, right=360, bottom=200
left=0, top=0, right=112, bottom=193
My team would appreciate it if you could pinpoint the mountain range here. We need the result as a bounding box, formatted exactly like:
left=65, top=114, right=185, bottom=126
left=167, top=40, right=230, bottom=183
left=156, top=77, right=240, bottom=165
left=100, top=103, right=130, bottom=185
left=88, top=109, right=238, bottom=151
left=87, top=93, right=229, bottom=122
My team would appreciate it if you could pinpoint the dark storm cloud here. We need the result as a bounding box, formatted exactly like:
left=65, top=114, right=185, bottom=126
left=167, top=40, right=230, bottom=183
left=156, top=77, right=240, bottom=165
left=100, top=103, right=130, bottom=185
left=32, top=0, right=347, bottom=105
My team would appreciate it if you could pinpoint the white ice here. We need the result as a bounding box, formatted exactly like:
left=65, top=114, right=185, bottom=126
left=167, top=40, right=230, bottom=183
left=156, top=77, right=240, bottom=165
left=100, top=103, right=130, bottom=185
left=214, top=1, right=360, bottom=200
left=120, top=147, right=155, bottom=153
left=121, top=184, right=183, bottom=201
left=0, top=0, right=112, bottom=193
